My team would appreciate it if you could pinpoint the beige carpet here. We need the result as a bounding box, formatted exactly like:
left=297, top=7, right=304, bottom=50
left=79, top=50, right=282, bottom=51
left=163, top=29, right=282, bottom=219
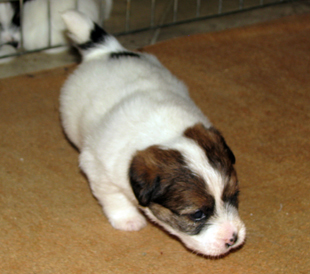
left=1, top=13, right=309, bottom=274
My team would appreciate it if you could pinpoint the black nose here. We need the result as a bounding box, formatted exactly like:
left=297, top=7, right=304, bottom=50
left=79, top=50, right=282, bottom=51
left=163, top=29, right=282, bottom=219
left=225, top=233, right=238, bottom=248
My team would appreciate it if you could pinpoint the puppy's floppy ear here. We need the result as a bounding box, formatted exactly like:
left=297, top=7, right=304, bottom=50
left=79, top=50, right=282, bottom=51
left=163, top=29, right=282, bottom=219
left=184, top=123, right=235, bottom=171
left=129, top=146, right=185, bottom=207
left=129, top=146, right=163, bottom=207
left=207, top=126, right=236, bottom=166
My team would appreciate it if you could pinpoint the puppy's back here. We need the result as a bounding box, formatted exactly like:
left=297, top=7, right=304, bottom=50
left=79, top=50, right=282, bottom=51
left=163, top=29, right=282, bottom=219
left=60, top=11, right=191, bottom=149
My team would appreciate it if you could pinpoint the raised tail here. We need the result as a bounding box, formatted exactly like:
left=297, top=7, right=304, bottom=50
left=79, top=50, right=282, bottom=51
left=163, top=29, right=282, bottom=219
left=62, top=10, right=125, bottom=61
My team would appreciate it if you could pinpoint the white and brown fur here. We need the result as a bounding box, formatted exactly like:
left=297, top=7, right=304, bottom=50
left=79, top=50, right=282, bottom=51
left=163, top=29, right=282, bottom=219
left=60, top=11, right=246, bottom=257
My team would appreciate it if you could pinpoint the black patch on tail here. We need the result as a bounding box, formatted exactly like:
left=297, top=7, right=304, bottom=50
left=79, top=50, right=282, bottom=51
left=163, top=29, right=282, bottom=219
left=79, top=23, right=108, bottom=50
left=110, top=51, right=140, bottom=59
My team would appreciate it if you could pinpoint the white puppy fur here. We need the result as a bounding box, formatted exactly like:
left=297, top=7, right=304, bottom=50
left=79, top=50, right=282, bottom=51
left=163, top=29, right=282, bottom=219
left=60, top=11, right=246, bottom=257
left=0, top=0, right=112, bottom=58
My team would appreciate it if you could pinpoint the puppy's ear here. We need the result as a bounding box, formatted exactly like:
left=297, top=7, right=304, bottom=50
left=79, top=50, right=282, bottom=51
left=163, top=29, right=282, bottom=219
left=129, top=146, right=162, bottom=207
left=207, top=126, right=236, bottom=166
left=184, top=123, right=235, bottom=171
left=129, top=146, right=184, bottom=207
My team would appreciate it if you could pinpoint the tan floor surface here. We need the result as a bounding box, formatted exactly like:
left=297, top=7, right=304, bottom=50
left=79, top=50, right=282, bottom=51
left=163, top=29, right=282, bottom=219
left=1, top=13, right=309, bottom=274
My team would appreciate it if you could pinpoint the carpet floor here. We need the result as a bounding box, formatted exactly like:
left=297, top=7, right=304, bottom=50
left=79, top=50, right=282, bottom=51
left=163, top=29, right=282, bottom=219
left=1, top=13, right=309, bottom=274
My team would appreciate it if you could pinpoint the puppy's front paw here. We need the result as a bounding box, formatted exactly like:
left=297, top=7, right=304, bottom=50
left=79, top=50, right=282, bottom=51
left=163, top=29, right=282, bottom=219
left=110, top=212, right=147, bottom=231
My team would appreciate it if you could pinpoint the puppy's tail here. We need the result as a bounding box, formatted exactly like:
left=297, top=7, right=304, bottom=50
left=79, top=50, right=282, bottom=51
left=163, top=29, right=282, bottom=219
left=62, top=10, right=125, bottom=61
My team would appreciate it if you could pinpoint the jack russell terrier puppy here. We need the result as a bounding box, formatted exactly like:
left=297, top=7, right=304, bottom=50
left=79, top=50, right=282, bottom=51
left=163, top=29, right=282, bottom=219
left=60, top=10, right=246, bottom=257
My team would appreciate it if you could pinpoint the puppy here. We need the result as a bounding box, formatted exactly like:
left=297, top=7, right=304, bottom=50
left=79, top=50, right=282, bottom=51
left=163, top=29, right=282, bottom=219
left=60, top=10, right=246, bottom=257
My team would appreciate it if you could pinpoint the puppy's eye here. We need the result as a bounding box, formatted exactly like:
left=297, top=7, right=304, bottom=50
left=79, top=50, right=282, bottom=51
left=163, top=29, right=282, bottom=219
left=189, top=210, right=206, bottom=221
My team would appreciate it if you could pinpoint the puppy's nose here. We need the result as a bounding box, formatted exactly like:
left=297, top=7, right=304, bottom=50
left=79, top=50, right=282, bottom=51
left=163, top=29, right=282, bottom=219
left=225, top=232, right=238, bottom=248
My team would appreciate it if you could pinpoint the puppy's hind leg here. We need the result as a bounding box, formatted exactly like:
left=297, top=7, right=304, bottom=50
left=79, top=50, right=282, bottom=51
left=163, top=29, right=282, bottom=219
left=80, top=151, right=147, bottom=232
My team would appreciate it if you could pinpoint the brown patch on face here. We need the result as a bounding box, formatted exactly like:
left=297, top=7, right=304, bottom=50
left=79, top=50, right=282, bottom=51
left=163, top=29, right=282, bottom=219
left=184, top=123, right=235, bottom=173
left=184, top=123, right=240, bottom=207
left=129, top=146, right=215, bottom=235
left=222, top=169, right=239, bottom=208
left=149, top=203, right=210, bottom=235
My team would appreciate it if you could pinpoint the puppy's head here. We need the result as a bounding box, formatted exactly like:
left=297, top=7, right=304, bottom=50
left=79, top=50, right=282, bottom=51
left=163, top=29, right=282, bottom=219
left=129, top=123, right=246, bottom=257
